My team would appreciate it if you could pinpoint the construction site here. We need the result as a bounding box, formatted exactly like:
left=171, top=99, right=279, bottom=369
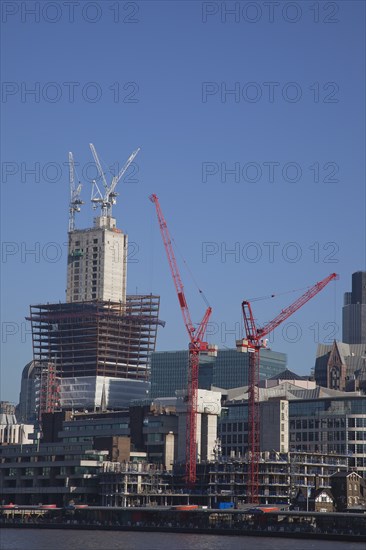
left=9, top=143, right=365, bottom=514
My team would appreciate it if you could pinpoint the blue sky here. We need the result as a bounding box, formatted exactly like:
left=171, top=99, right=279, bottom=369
left=1, top=1, right=365, bottom=403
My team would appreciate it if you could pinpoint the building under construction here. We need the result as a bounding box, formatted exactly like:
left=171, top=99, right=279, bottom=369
left=26, top=144, right=163, bottom=414
left=28, top=295, right=162, bottom=410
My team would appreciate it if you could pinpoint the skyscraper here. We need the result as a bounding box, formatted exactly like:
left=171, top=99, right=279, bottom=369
left=342, top=271, right=366, bottom=344
left=28, top=146, right=162, bottom=413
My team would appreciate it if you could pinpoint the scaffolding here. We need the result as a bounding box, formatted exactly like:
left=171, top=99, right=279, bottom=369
left=28, top=296, right=163, bottom=382
left=33, top=361, right=60, bottom=421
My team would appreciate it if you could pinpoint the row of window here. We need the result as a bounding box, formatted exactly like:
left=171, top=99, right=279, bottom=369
left=63, top=423, right=129, bottom=432
left=221, top=416, right=366, bottom=435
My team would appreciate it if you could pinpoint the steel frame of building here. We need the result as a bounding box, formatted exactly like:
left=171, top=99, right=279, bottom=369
left=28, top=296, right=162, bottom=381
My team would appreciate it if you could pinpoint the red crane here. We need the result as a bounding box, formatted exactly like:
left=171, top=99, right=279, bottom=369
left=237, top=272, right=338, bottom=503
left=150, top=194, right=213, bottom=485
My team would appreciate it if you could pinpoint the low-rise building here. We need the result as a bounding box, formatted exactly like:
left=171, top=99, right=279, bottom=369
left=0, top=442, right=107, bottom=506
left=330, top=471, right=365, bottom=511
left=218, top=381, right=366, bottom=478
left=0, top=414, right=33, bottom=446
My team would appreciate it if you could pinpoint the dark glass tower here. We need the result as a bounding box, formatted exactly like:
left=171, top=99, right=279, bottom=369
left=342, top=271, right=366, bottom=344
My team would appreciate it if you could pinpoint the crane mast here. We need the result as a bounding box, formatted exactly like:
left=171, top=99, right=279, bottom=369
left=238, top=272, right=338, bottom=503
left=68, top=152, right=83, bottom=232
left=150, top=194, right=212, bottom=485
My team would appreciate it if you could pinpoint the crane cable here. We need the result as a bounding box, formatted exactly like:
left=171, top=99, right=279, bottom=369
left=247, top=284, right=312, bottom=302
left=170, top=234, right=211, bottom=309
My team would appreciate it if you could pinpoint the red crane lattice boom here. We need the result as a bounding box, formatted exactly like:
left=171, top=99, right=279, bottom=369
left=150, top=194, right=212, bottom=485
left=239, top=272, right=338, bottom=504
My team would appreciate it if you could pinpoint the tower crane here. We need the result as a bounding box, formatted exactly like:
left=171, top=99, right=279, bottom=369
left=237, top=272, right=338, bottom=504
left=89, top=143, right=140, bottom=217
left=150, top=194, right=214, bottom=485
left=68, top=152, right=83, bottom=232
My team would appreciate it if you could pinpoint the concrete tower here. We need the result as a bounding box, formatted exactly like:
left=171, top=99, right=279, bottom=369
left=66, top=215, right=128, bottom=304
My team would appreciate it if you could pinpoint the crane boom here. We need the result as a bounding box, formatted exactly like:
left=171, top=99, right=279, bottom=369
left=68, top=152, right=83, bottom=232
left=150, top=193, right=212, bottom=485
left=149, top=194, right=196, bottom=337
left=251, top=272, right=338, bottom=341
left=89, top=143, right=108, bottom=190
left=69, top=151, right=74, bottom=194
left=110, top=148, right=140, bottom=196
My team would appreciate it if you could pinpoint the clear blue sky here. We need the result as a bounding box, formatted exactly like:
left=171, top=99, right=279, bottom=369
left=1, top=1, right=365, bottom=403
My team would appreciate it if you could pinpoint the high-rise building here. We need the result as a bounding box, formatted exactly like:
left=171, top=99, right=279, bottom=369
left=66, top=215, right=128, bottom=304
left=343, top=271, right=366, bottom=344
left=28, top=150, right=162, bottom=412
left=150, top=348, right=287, bottom=398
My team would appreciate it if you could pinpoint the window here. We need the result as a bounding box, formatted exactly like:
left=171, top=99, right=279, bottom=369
left=147, top=433, right=163, bottom=444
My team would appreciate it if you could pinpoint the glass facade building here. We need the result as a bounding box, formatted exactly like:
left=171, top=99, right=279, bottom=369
left=342, top=271, right=366, bottom=344
left=150, top=348, right=287, bottom=398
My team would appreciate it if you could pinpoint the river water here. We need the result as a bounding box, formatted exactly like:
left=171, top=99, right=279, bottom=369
left=1, top=530, right=364, bottom=550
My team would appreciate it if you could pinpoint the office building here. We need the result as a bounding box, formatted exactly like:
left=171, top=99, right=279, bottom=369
left=218, top=380, right=366, bottom=478
left=150, top=348, right=287, bottom=398
left=343, top=271, right=366, bottom=344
